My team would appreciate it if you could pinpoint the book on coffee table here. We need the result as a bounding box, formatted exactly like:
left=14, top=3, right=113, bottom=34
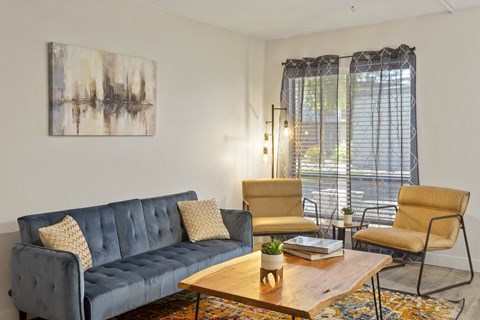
left=284, top=248, right=344, bottom=261
left=283, top=236, right=343, bottom=254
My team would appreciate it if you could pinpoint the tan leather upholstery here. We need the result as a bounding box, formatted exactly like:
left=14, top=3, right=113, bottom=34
left=253, top=216, right=319, bottom=235
left=242, top=179, right=318, bottom=236
left=353, top=185, right=470, bottom=253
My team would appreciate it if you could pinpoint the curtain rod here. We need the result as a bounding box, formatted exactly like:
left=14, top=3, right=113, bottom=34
left=281, top=47, right=416, bottom=65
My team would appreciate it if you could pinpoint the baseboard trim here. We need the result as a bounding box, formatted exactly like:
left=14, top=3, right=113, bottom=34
left=0, top=307, right=18, bottom=320
left=425, top=252, right=480, bottom=272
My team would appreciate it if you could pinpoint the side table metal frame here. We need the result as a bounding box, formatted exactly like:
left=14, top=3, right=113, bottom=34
left=332, top=221, right=368, bottom=249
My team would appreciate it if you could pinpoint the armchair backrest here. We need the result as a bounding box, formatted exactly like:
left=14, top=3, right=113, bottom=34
left=242, top=179, right=303, bottom=218
left=393, top=185, right=470, bottom=241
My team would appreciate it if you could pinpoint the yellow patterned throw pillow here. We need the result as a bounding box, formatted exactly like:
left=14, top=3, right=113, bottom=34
left=38, top=215, right=93, bottom=271
left=177, top=199, right=230, bottom=242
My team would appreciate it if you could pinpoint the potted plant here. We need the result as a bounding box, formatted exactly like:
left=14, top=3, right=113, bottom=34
left=341, top=207, right=354, bottom=225
left=261, top=240, right=284, bottom=270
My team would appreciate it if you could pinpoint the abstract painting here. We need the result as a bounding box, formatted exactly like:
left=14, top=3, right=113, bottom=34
left=49, top=42, right=156, bottom=135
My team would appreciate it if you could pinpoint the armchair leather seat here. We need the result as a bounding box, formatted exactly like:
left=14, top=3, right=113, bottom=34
left=253, top=216, right=319, bottom=235
left=352, top=185, right=473, bottom=296
left=242, top=179, right=319, bottom=237
left=354, top=227, right=456, bottom=253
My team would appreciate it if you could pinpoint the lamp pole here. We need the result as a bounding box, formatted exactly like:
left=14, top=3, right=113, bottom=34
left=269, top=104, right=287, bottom=178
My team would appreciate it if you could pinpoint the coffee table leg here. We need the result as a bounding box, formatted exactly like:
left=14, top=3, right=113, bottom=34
left=371, top=274, right=383, bottom=320
left=371, top=277, right=379, bottom=319
left=376, top=273, right=383, bottom=320
left=194, top=293, right=201, bottom=320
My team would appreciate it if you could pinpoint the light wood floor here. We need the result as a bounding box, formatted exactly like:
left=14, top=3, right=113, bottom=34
left=379, top=263, right=478, bottom=319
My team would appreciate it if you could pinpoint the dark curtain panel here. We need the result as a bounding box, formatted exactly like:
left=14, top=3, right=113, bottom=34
left=278, top=56, right=340, bottom=224
left=349, top=44, right=418, bottom=225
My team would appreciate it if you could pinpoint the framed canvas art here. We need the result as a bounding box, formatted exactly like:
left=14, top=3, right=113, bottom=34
left=48, top=42, right=156, bottom=135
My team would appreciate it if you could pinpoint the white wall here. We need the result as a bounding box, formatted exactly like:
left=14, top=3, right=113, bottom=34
left=0, top=0, right=265, bottom=318
left=264, top=9, right=480, bottom=271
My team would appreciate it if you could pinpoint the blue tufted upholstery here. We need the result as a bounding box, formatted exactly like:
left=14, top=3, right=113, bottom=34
left=141, top=191, right=197, bottom=250
left=109, top=199, right=150, bottom=258
left=18, top=205, right=122, bottom=267
left=84, top=240, right=250, bottom=319
left=10, top=244, right=85, bottom=320
left=11, top=191, right=253, bottom=320
left=70, top=206, right=121, bottom=267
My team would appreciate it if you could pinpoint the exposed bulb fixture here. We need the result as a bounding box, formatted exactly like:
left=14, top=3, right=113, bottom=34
left=283, top=120, right=290, bottom=136
left=263, top=146, right=269, bottom=163
left=351, top=4, right=356, bottom=12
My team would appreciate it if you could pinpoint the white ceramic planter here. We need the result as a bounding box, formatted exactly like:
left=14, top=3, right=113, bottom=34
left=261, top=253, right=284, bottom=270
left=344, top=214, right=353, bottom=225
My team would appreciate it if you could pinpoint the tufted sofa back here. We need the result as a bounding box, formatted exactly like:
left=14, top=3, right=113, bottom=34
left=18, top=191, right=198, bottom=267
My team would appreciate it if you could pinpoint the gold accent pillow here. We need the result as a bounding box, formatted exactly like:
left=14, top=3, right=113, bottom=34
left=177, top=199, right=230, bottom=242
left=39, top=215, right=93, bottom=271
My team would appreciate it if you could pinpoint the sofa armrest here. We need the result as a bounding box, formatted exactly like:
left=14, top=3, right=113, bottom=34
left=10, top=243, right=85, bottom=320
left=220, top=209, right=253, bottom=249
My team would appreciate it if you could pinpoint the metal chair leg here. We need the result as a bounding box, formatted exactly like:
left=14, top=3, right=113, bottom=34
left=417, top=216, right=474, bottom=296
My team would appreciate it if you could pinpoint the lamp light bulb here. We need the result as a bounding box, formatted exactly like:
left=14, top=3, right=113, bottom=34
left=283, top=120, right=290, bottom=137
left=263, top=146, right=269, bottom=163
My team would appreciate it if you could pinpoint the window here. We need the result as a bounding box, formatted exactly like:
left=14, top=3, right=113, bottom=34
left=279, top=45, right=418, bottom=226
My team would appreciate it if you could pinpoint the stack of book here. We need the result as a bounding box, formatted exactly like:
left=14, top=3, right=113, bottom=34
left=283, top=236, right=344, bottom=261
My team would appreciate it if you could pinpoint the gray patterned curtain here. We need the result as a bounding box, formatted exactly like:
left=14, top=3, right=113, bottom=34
left=349, top=44, right=418, bottom=225
left=277, top=56, right=340, bottom=220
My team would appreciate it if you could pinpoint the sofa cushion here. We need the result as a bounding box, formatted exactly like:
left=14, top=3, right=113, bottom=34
left=141, top=191, right=197, bottom=250
left=109, top=199, right=150, bottom=258
left=39, top=215, right=93, bottom=271
left=84, top=266, right=146, bottom=320
left=177, top=199, right=230, bottom=242
left=17, top=205, right=121, bottom=267
left=83, top=239, right=250, bottom=320
left=70, top=206, right=121, bottom=267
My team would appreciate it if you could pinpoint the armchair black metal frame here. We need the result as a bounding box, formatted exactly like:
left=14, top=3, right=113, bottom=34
left=356, top=206, right=474, bottom=296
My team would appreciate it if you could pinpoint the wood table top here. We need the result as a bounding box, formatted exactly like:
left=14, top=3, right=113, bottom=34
left=331, top=220, right=367, bottom=229
left=178, top=249, right=392, bottom=319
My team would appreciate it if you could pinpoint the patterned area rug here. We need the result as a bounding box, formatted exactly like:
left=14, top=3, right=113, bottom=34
left=115, top=285, right=463, bottom=320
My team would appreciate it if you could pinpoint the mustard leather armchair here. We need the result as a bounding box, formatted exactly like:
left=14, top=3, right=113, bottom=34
left=242, top=179, right=319, bottom=238
left=353, top=185, right=474, bottom=296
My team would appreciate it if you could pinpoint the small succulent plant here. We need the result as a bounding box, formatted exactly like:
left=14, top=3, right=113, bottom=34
left=341, top=207, right=354, bottom=215
left=261, top=240, right=284, bottom=255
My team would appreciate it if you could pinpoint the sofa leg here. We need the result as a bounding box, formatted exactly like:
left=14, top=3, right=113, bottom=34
left=19, top=311, right=27, bottom=320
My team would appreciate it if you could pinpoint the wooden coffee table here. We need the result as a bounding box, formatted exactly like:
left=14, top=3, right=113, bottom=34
left=179, top=249, right=392, bottom=319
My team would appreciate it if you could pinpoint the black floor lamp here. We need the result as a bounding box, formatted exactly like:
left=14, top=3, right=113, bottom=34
left=263, top=104, right=290, bottom=178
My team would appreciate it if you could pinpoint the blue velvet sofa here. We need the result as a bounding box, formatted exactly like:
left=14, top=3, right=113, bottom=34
left=9, top=191, right=253, bottom=320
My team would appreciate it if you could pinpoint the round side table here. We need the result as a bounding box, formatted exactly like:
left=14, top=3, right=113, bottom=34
left=331, top=220, right=368, bottom=249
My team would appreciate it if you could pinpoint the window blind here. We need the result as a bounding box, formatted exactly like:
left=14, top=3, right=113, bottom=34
left=279, top=45, right=418, bottom=227
left=349, top=45, right=418, bottom=225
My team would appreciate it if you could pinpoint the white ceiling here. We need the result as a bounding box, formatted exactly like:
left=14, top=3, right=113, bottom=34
left=140, top=0, right=480, bottom=40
